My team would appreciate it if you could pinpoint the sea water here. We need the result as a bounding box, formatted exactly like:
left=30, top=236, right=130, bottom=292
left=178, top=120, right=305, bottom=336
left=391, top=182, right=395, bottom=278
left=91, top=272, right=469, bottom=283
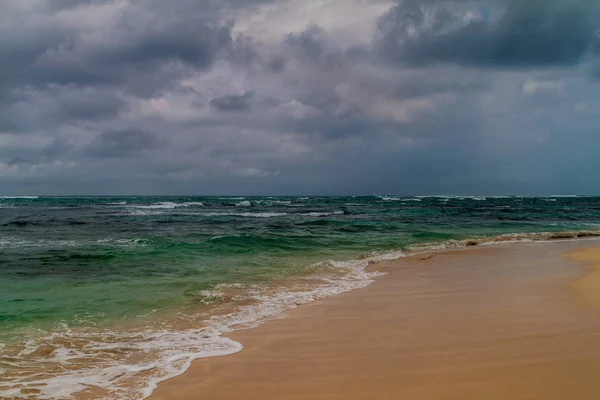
left=1, top=195, right=600, bottom=399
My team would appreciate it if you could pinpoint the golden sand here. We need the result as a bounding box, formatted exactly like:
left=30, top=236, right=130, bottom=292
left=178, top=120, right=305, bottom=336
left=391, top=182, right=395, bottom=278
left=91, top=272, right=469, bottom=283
left=150, top=240, right=600, bottom=400
left=569, top=247, right=600, bottom=309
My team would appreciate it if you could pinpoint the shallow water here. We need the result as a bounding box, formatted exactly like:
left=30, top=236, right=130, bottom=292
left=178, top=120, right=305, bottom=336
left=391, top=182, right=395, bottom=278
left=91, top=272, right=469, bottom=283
left=1, top=195, right=600, bottom=399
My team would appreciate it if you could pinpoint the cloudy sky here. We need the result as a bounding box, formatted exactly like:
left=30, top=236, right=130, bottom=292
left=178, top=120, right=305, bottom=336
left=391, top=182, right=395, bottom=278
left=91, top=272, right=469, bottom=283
left=1, top=0, right=600, bottom=195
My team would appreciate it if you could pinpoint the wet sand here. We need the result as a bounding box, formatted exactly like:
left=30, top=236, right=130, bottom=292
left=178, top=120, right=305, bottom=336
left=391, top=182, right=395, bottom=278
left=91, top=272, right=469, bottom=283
left=150, top=240, right=600, bottom=400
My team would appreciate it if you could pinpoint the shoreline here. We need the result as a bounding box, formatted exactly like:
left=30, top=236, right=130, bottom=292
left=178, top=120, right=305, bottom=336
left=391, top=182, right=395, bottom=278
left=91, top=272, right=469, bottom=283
left=4, top=236, right=600, bottom=399
left=149, top=238, right=600, bottom=400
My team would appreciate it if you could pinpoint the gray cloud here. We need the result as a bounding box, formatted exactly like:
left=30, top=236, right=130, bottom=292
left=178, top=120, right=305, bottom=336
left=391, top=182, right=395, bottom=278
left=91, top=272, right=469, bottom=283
left=376, top=0, right=600, bottom=67
left=210, top=90, right=256, bottom=112
left=85, top=129, right=161, bottom=158
left=285, top=24, right=328, bottom=60
left=43, top=138, right=74, bottom=159
left=2, top=0, right=600, bottom=195
left=53, top=89, right=128, bottom=121
left=0, top=86, right=128, bottom=135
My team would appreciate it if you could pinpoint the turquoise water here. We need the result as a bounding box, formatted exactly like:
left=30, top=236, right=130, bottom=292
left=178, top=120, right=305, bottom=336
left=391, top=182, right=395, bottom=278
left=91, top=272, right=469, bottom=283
left=1, top=195, right=600, bottom=399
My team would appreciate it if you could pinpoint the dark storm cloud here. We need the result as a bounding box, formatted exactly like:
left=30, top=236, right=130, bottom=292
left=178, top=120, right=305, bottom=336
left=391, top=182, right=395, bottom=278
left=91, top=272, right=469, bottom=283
left=210, top=90, right=256, bottom=112
left=43, top=138, right=74, bottom=159
left=376, top=0, right=600, bottom=67
left=6, top=157, right=33, bottom=167
left=0, top=86, right=128, bottom=135
left=393, top=74, right=488, bottom=99
left=39, top=0, right=114, bottom=12
left=1, top=1, right=234, bottom=97
left=0, top=117, right=19, bottom=133
left=85, top=129, right=161, bottom=158
left=53, top=89, right=129, bottom=121
left=592, top=62, right=600, bottom=79
left=33, top=21, right=231, bottom=91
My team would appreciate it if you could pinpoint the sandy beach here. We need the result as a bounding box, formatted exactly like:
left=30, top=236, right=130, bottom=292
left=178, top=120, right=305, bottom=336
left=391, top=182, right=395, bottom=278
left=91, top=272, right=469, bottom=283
left=149, top=239, right=600, bottom=400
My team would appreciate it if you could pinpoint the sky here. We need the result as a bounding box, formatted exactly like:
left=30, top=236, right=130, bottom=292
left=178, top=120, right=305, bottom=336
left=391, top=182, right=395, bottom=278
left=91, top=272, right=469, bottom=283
left=1, top=0, right=600, bottom=195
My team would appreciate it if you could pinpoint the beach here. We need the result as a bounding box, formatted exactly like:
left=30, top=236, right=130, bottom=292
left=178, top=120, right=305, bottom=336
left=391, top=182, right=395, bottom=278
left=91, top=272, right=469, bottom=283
left=150, top=239, right=600, bottom=400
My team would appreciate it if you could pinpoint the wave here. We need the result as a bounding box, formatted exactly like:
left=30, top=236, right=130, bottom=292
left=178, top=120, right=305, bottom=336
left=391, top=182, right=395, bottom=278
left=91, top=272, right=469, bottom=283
left=126, top=202, right=204, bottom=210
left=377, top=196, right=422, bottom=202
left=128, top=202, right=180, bottom=209
left=213, top=212, right=288, bottom=218
left=0, top=195, right=39, bottom=199
left=201, top=211, right=342, bottom=218
left=0, top=237, right=147, bottom=250
left=254, top=200, right=294, bottom=206
left=212, top=211, right=344, bottom=218
left=304, top=211, right=344, bottom=217
left=127, top=210, right=345, bottom=218
left=377, top=196, right=402, bottom=201
left=181, top=202, right=205, bottom=207
left=416, top=195, right=506, bottom=201
left=444, top=196, right=487, bottom=201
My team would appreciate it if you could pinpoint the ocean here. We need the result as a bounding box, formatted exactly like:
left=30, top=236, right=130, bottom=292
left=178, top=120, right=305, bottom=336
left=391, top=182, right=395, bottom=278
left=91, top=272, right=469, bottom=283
left=1, top=195, right=600, bottom=399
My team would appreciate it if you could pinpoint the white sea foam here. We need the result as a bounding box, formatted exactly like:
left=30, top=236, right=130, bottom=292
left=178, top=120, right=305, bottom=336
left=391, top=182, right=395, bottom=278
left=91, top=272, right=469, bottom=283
left=418, top=195, right=491, bottom=201
left=0, top=237, right=146, bottom=250
left=126, top=202, right=204, bottom=211
left=236, top=200, right=252, bottom=207
left=453, top=196, right=487, bottom=201
left=194, top=211, right=344, bottom=218
left=377, top=196, right=424, bottom=202
left=126, top=210, right=283, bottom=217
left=305, top=211, right=344, bottom=217
left=254, top=200, right=294, bottom=206
left=0, top=237, right=79, bottom=249
left=234, top=212, right=286, bottom=218
left=377, top=196, right=402, bottom=201
left=129, top=202, right=180, bottom=209
left=96, top=238, right=148, bottom=247
left=0, top=328, right=243, bottom=400
left=0, top=195, right=39, bottom=199
left=181, top=202, right=204, bottom=207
